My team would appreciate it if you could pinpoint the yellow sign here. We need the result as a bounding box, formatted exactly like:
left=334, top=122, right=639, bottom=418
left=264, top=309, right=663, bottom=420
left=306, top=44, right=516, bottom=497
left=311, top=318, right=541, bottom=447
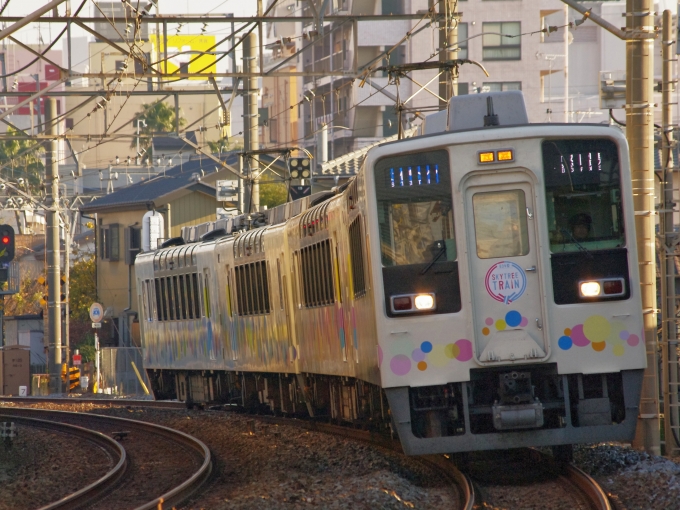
left=150, top=34, right=217, bottom=80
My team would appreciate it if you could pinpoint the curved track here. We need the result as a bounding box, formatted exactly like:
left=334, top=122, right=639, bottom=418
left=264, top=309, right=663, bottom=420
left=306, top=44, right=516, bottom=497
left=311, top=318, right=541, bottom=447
left=2, top=407, right=212, bottom=510
left=467, top=448, right=611, bottom=510
left=0, top=413, right=127, bottom=510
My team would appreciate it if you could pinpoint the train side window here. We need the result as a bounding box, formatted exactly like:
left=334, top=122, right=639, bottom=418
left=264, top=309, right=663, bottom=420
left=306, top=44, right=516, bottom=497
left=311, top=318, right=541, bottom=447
left=349, top=216, right=367, bottom=298
left=292, top=254, right=300, bottom=307
left=226, top=267, right=233, bottom=317
left=299, top=240, right=335, bottom=308
left=167, top=277, right=175, bottom=320
left=374, top=150, right=456, bottom=267
left=277, top=259, right=284, bottom=310
left=472, top=190, right=530, bottom=259
left=262, top=261, right=271, bottom=312
left=192, top=273, right=200, bottom=317
left=542, top=139, right=625, bottom=252
left=172, top=276, right=181, bottom=319
left=203, top=271, right=212, bottom=318
left=178, top=275, right=188, bottom=320
left=159, top=278, right=168, bottom=321
left=186, top=274, right=194, bottom=319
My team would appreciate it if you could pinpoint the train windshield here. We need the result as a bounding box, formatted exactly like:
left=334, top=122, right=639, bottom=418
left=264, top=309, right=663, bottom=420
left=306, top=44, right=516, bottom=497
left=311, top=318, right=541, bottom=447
left=374, top=150, right=457, bottom=267
left=542, top=139, right=624, bottom=252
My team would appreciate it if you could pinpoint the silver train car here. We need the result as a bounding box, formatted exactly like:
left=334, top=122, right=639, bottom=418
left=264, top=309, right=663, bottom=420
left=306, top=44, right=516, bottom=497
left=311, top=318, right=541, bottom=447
left=135, top=91, right=645, bottom=455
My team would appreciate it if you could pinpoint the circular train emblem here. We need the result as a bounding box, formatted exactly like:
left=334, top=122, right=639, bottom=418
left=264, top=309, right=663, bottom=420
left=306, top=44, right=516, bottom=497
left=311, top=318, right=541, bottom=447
left=485, top=261, right=527, bottom=304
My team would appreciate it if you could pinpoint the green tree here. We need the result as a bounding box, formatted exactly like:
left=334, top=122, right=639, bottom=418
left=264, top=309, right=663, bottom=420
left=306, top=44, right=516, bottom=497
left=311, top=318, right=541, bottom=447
left=132, top=101, right=186, bottom=157
left=0, top=126, right=45, bottom=193
left=207, top=138, right=243, bottom=154
left=4, top=275, right=44, bottom=316
left=69, top=257, right=97, bottom=322
left=259, top=174, right=288, bottom=209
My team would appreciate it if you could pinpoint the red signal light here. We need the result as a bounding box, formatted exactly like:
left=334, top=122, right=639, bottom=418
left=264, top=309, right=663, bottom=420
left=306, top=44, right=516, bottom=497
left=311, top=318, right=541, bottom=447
left=1, top=236, right=9, bottom=245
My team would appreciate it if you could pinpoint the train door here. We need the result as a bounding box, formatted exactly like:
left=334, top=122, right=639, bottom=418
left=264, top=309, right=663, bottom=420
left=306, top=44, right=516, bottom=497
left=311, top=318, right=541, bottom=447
left=465, top=177, right=548, bottom=363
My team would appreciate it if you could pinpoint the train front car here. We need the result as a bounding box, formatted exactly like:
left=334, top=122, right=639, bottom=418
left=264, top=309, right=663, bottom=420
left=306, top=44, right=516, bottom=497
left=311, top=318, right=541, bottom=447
left=365, top=93, right=646, bottom=455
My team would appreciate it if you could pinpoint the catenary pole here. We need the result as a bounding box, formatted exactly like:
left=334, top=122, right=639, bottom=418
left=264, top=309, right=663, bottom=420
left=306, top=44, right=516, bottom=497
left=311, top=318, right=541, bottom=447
left=660, top=9, right=679, bottom=456
left=46, top=98, right=62, bottom=394
left=244, top=32, right=260, bottom=212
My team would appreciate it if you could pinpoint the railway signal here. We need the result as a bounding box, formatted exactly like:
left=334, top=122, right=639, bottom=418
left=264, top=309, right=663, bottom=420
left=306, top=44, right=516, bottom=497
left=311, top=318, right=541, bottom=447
left=0, top=225, right=15, bottom=264
left=289, top=158, right=311, bottom=180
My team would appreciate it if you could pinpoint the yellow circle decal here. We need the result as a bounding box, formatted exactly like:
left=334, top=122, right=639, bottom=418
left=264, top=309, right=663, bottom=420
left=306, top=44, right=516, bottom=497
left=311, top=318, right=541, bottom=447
left=612, top=343, right=625, bottom=357
left=495, top=320, right=506, bottom=331
left=583, top=315, right=611, bottom=344
left=429, top=344, right=450, bottom=367
left=445, top=343, right=460, bottom=359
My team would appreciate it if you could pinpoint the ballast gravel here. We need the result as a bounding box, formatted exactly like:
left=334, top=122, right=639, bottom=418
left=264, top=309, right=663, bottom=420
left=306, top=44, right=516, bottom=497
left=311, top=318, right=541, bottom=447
left=0, top=402, right=459, bottom=509
left=573, top=443, right=680, bottom=510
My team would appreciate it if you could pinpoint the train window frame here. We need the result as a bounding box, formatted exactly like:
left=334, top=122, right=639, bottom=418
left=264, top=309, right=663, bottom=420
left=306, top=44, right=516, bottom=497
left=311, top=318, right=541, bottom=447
left=472, top=189, right=530, bottom=259
left=298, top=239, right=336, bottom=308
left=374, top=150, right=457, bottom=268
left=185, top=273, right=194, bottom=319
left=277, top=258, right=284, bottom=310
left=542, top=138, right=625, bottom=253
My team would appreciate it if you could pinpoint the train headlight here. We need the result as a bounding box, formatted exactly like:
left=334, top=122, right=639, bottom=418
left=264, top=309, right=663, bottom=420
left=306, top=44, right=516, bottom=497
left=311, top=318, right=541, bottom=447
left=580, top=281, right=601, bottom=297
left=390, top=293, right=436, bottom=314
left=414, top=294, right=435, bottom=310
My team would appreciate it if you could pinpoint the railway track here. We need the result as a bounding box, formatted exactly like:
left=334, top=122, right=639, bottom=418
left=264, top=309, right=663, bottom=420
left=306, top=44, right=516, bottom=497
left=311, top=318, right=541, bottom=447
left=0, top=413, right=127, bottom=509
left=466, top=448, right=611, bottom=510
left=0, top=396, right=186, bottom=409
left=2, top=407, right=211, bottom=510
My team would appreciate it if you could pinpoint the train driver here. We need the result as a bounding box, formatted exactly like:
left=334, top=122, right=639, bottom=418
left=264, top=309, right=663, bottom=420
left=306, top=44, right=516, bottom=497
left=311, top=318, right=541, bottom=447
left=569, top=213, right=592, bottom=242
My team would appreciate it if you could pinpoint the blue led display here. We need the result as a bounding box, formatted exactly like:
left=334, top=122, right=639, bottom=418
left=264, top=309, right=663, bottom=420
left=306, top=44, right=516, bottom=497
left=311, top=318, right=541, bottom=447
left=389, top=164, right=440, bottom=187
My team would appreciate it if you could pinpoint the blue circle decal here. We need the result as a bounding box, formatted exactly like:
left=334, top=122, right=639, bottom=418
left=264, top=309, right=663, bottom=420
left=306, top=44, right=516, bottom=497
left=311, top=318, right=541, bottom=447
left=505, top=311, right=522, bottom=328
left=420, top=341, right=433, bottom=353
left=558, top=336, right=573, bottom=350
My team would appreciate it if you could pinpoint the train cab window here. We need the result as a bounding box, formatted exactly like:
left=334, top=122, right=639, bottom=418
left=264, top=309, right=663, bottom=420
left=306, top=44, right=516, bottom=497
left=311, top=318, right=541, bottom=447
left=542, top=139, right=624, bottom=252
left=472, top=190, right=530, bottom=259
left=374, top=150, right=456, bottom=267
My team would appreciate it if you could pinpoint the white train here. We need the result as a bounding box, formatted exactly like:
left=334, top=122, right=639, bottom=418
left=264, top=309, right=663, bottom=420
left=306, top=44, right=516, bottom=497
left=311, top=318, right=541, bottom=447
left=135, top=91, right=645, bottom=455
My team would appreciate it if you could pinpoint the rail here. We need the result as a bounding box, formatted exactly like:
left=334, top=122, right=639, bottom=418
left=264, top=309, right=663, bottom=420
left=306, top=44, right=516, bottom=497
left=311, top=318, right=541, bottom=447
left=0, top=413, right=127, bottom=510
left=563, top=463, right=612, bottom=510
left=1, top=408, right=212, bottom=510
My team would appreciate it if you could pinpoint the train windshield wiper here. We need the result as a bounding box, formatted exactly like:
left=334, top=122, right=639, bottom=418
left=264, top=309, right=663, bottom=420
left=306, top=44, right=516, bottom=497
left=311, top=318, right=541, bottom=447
left=420, top=240, right=447, bottom=275
left=560, top=229, right=593, bottom=258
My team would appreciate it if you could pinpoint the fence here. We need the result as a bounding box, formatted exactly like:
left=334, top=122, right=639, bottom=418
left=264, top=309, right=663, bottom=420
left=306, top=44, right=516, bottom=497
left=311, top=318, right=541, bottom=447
left=100, top=347, right=151, bottom=396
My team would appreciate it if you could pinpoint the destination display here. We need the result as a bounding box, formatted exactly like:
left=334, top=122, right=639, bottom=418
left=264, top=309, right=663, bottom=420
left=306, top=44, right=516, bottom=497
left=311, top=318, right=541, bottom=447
left=388, top=164, right=441, bottom=187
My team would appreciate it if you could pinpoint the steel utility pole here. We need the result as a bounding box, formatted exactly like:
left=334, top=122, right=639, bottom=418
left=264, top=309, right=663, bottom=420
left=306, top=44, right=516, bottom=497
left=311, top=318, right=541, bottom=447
left=243, top=32, right=260, bottom=212
left=660, top=9, right=680, bottom=456
left=46, top=98, right=62, bottom=394
left=438, top=0, right=458, bottom=110
left=562, top=0, right=660, bottom=455
left=627, top=0, right=660, bottom=455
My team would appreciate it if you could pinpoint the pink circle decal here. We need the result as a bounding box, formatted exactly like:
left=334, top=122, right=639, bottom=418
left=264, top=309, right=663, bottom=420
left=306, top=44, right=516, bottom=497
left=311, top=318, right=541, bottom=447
left=455, top=339, right=473, bottom=362
left=412, top=348, right=426, bottom=362
left=390, top=355, right=411, bottom=376
left=627, top=334, right=640, bottom=347
left=378, top=345, right=383, bottom=366
left=519, top=317, right=528, bottom=327
left=570, top=324, right=590, bottom=347
left=485, top=317, right=494, bottom=326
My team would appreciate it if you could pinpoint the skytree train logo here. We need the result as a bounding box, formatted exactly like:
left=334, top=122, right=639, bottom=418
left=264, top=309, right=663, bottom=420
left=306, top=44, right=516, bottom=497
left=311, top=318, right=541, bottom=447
left=485, top=261, right=527, bottom=304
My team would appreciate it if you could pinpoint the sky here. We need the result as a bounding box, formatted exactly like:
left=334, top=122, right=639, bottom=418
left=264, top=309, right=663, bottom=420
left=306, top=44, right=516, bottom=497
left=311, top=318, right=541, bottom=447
left=2, top=0, right=258, bottom=47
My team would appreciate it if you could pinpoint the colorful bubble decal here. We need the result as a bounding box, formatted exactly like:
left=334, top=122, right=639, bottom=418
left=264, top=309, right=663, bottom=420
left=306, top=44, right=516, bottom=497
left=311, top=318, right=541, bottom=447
left=386, top=339, right=473, bottom=376
left=483, top=310, right=529, bottom=335
left=557, top=315, right=640, bottom=356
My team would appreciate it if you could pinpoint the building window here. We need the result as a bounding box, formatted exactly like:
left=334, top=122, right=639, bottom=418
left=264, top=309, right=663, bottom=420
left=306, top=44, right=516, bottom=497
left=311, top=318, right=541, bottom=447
left=124, top=226, right=141, bottom=265
left=481, top=81, right=522, bottom=93
left=482, top=22, right=521, bottom=61
left=458, top=23, right=468, bottom=60
left=100, top=224, right=120, bottom=261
